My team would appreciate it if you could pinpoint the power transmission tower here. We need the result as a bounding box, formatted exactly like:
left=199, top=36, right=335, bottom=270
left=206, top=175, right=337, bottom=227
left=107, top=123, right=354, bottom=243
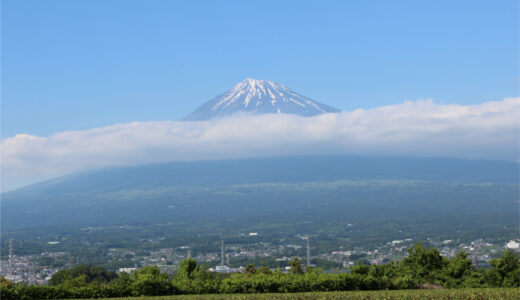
left=306, top=237, right=311, bottom=267
left=221, top=240, right=225, bottom=266
left=8, top=239, right=13, bottom=270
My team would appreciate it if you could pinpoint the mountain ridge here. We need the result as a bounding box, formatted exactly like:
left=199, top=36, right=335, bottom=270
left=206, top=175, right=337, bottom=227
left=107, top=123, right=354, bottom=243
left=4, top=155, right=517, bottom=196
left=2, top=155, right=518, bottom=231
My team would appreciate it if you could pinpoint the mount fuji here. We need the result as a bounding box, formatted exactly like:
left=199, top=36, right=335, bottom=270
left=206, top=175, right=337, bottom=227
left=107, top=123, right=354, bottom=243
left=184, top=78, right=340, bottom=121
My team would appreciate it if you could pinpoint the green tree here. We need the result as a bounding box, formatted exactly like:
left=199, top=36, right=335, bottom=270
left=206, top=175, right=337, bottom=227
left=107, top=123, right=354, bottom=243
left=288, top=257, right=304, bottom=274
left=446, top=251, right=472, bottom=279
left=130, top=266, right=174, bottom=296
left=49, top=264, right=116, bottom=286
left=111, top=272, right=133, bottom=296
left=174, top=258, right=219, bottom=294
left=258, top=262, right=272, bottom=274
left=245, top=263, right=256, bottom=275
left=176, top=258, right=199, bottom=280
left=400, top=243, right=446, bottom=282
left=487, top=249, right=520, bottom=287
left=48, top=269, right=73, bottom=286
left=350, top=264, right=370, bottom=276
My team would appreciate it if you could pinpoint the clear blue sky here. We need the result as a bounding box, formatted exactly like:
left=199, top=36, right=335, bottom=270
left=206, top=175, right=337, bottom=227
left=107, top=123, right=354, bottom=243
left=2, top=0, right=518, bottom=138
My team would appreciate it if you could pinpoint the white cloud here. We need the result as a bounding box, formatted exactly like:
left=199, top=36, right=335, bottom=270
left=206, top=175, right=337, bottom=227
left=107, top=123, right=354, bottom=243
left=1, top=98, right=519, bottom=191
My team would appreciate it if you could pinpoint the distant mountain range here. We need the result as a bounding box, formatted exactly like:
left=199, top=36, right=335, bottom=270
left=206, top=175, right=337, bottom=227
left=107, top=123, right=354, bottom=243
left=2, top=155, right=518, bottom=231
left=184, top=78, right=340, bottom=121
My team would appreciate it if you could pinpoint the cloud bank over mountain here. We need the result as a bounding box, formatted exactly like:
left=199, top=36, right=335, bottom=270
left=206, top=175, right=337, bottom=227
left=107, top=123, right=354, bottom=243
left=2, top=98, right=519, bottom=191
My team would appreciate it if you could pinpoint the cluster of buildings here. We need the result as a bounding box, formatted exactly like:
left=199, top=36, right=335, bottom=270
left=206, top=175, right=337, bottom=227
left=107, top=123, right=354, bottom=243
left=0, top=251, right=64, bottom=284
left=2, top=236, right=519, bottom=284
left=325, top=238, right=520, bottom=268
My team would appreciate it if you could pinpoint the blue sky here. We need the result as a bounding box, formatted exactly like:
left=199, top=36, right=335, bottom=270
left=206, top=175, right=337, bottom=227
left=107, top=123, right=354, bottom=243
left=1, top=0, right=518, bottom=138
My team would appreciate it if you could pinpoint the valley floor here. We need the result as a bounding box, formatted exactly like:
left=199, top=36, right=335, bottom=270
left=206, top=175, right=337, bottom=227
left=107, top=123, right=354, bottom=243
left=67, top=288, right=519, bottom=300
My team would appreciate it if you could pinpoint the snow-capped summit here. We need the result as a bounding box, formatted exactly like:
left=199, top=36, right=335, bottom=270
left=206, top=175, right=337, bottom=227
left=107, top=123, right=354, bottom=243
left=183, top=78, right=340, bottom=121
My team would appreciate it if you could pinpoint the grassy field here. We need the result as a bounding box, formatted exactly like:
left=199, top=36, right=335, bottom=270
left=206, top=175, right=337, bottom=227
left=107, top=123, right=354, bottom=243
left=70, top=288, right=520, bottom=300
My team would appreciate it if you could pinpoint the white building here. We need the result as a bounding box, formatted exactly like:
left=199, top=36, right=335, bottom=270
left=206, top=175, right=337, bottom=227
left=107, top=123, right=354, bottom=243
left=209, top=265, right=244, bottom=273
left=506, top=240, right=519, bottom=249
left=117, top=267, right=137, bottom=274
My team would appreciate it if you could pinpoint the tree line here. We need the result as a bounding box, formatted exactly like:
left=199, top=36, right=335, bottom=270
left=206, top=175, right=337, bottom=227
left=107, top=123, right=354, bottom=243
left=1, top=244, right=518, bottom=299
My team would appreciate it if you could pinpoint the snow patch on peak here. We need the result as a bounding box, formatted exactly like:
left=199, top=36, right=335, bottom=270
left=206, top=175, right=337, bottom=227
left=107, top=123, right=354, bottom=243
left=183, top=79, right=340, bottom=121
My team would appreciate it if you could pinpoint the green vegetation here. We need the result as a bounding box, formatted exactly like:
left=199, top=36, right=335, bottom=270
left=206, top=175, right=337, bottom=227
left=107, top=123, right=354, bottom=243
left=48, top=265, right=117, bottom=286
left=1, top=244, right=518, bottom=299
left=72, top=289, right=520, bottom=300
